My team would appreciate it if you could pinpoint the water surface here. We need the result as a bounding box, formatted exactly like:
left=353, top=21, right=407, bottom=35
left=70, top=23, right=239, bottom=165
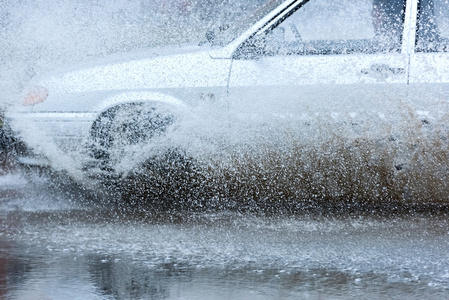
left=0, top=173, right=448, bottom=300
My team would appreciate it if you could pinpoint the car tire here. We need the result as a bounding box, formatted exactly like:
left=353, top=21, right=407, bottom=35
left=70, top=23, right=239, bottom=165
left=90, top=103, right=174, bottom=172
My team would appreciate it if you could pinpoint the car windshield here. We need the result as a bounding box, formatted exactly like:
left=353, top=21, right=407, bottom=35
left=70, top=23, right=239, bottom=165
left=205, top=0, right=286, bottom=46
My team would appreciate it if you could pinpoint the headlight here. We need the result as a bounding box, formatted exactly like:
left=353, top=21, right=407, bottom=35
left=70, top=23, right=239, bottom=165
left=22, top=86, right=48, bottom=106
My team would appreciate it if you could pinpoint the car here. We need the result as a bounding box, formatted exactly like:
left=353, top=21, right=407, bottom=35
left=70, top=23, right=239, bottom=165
left=4, top=0, right=449, bottom=184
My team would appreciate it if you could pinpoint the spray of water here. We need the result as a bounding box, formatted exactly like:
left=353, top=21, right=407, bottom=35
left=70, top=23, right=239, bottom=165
left=2, top=1, right=449, bottom=211
left=115, top=103, right=449, bottom=212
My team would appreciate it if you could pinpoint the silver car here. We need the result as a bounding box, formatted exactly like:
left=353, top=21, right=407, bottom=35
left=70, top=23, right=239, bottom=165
left=5, top=0, right=449, bottom=179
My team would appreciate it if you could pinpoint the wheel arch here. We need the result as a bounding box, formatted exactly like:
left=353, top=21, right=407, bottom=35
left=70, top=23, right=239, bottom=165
left=93, top=91, right=186, bottom=114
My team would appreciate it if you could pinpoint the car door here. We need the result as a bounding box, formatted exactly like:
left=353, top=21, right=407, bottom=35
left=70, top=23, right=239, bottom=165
left=227, top=0, right=410, bottom=137
left=408, top=0, right=449, bottom=123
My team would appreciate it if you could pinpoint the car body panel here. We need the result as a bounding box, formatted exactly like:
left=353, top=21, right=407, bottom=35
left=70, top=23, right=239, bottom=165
left=409, top=53, right=449, bottom=117
left=23, top=50, right=231, bottom=110
left=229, top=54, right=409, bottom=119
left=7, top=50, right=232, bottom=147
left=407, top=0, right=449, bottom=120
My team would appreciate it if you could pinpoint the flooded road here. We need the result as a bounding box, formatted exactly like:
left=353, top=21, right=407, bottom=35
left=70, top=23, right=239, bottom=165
left=0, top=173, right=448, bottom=299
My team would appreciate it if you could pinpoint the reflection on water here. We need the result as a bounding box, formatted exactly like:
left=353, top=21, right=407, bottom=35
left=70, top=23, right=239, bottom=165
left=0, top=172, right=448, bottom=300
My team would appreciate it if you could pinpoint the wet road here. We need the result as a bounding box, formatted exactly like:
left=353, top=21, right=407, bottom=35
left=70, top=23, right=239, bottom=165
left=0, top=172, right=448, bottom=300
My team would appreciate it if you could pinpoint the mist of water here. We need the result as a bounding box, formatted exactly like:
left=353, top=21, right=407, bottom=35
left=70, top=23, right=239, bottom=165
left=2, top=0, right=449, bottom=210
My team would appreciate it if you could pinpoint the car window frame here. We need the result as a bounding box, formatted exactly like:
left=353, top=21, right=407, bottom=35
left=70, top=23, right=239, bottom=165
left=232, top=0, right=414, bottom=60
left=231, top=0, right=310, bottom=59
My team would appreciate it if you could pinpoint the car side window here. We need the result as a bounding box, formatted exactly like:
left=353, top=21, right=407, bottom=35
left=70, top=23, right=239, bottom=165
left=235, top=0, right=406, bottom=58
left=416, top=0, right=449, bottom=52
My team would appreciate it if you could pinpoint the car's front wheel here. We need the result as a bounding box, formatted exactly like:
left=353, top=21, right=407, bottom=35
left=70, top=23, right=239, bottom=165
left=89, top=103, right=174, bottom=173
